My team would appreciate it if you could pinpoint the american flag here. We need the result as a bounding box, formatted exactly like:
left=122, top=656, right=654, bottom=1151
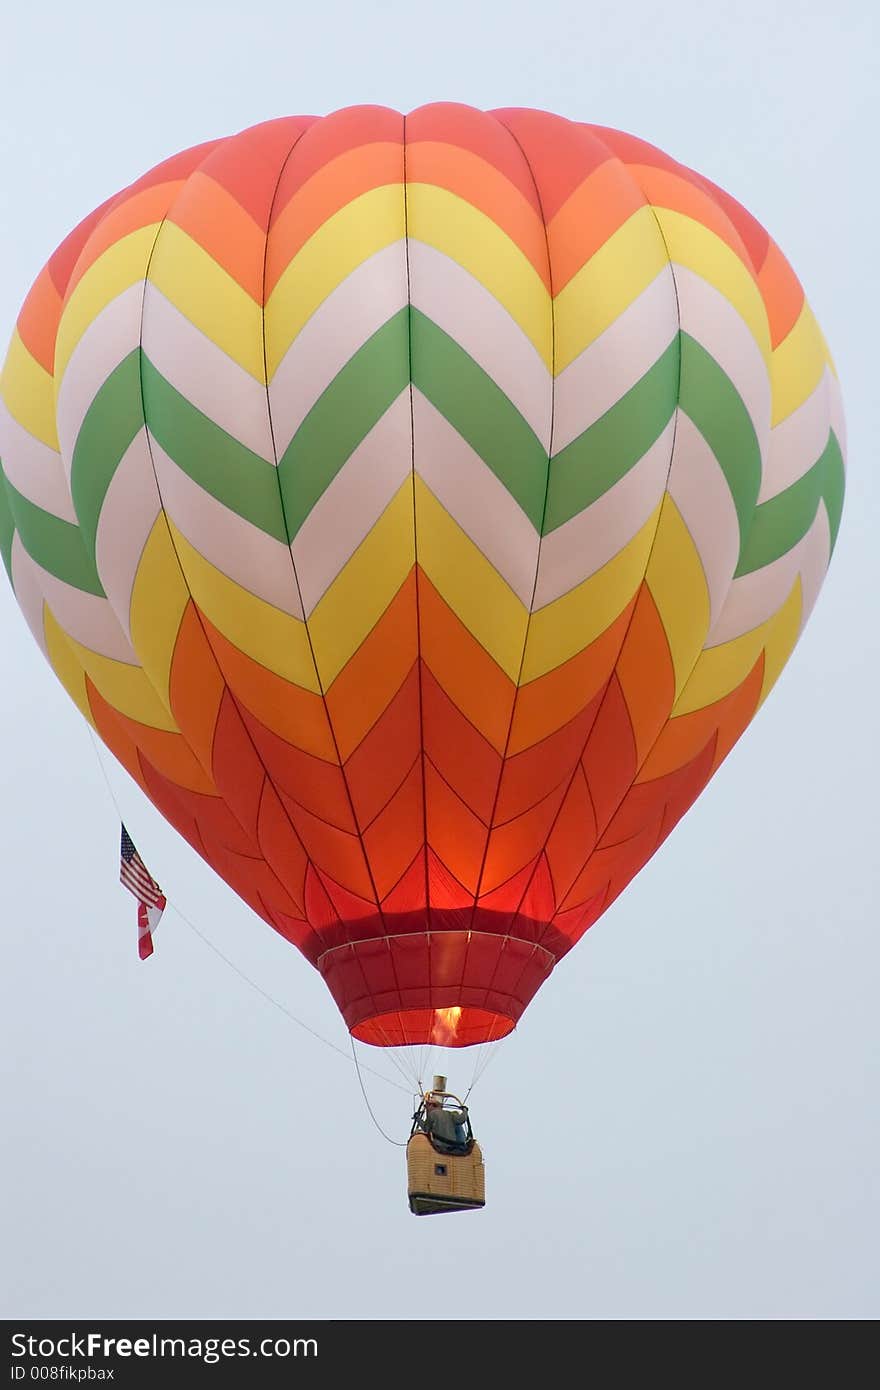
left=120, top=825, right=166, bottom=959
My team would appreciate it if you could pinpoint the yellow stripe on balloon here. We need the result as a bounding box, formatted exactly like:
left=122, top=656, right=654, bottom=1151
left=554, top=207, right=670, bottom=373
left=645, top=498, right=711, bottom=700
left=756, top=578, right=802, bottom=703
left=54, top=226, right=159, bottom=381
left=265, top=185, right=406, bottom=376
left=654, top=209, right=772, bottom=369
left=414, top=475, right=527, bottom=683
left=814, top=316, right=838, bottom=380
left=148, top=223, right=266, bottom=380
left=128, top=516, right=190, bottom=707
left=770, top=302, right=828, bottom=426
left=407, top=183, right=552, bottom=369
left=308, top=481, right=415, bottom=688
left=42, top=604, right=96, bottom=726
left=0, top=331, right=60, bottom=450
left=523, top=506, right=661, bottom=682
left=61, top=631, right=178, bottom=731
left=166, top=520, right=320, bottom=693
left=673, top=578, right=802, bottom=715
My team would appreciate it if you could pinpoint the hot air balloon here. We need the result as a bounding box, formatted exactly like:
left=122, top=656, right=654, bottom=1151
left=0, top=105, right=845, bottom=1070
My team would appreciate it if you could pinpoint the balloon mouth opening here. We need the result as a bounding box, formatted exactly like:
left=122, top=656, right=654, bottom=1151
left=351, top=1005, right=516, bottom=1048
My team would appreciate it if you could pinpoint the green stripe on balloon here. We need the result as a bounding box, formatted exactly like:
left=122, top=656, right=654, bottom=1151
left=141, top=356, right=288, bottom=542
left=2, top=475, right=104, bottom=596
left=0, top=468, right=15, bottom=578
left=544, top=337, right=680, bottom=534
left=409, top=309, right=548, bottom=531
left=820, top=431, right=845, bottom=550
left=735, top=431, right=845, bottom=576
left=278, top=309, right=411, bottom=537
left=70, top=350, right=143, bottom=558
left=678, top=334, right=762, bottom=560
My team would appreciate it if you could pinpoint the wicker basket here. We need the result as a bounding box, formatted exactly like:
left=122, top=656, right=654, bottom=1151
left=406, top=1133, right=486, bottom=1215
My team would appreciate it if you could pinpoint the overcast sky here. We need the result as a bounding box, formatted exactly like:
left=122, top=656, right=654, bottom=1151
left=1, top=0, right=876, bottom=1321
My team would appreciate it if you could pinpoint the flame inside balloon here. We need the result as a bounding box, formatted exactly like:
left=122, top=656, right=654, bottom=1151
left=431, top=1007, right=462, bottom=1046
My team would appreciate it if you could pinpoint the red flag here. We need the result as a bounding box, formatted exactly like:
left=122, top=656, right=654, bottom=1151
left=120, top=825, right=166, bottom=959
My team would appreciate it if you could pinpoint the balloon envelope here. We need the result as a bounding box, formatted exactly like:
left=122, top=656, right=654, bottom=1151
left=0, top=106, right=845, bottom=1047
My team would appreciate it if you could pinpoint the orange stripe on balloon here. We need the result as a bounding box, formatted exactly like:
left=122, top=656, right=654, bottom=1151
left=480, top=782, right=568, bottom=896
left=758, top=237, right=806, bottom=350
left=269, top=106, right=404, bottom=218
left=491, top=110, right=613, bottom=223
left=47, top=198, right=118, bottom=300
left=631, top=164, right=758, bottom=276
left=170, top=602, right=226, bottom=773
left=514, top=852, right=556, bottom=932
left=344, top=662, right=421, bottom=830
left=239, top=705, right=357, bottom=831
left=418, top=574, right=515, bottom=751
left=615, top=584, right=676, bottom=764
left=424, top=760, right=487, bottom=895
left=637, top=654, right=763, bottom=783
left=63, top=141, right=224, bottom=297
left=559, top=823, right=657, bottom=916
left=405, top=141, right=550, bottom=288
left=88, top=674, right=220, bottom=812
left=495, top=690, right=605, bottom=824
left=278, top=787, right=375, bottom=901
left=408, top=103, right=545, bottom=216
left=86, top=677, right=154, bottom=794
left=325, top=570, right=419, bottom=761
left=544, top=765, right=598, bottom=906
left=361, top=760, right=424, bottom=900
left=65, top=182, right=185, bottom=297
left=16, top=266, right=63, bottom=375
left=421, top=663, right=501, bottom=823
left=547, top=158, right=646, bottom=293
left=255, top=778, right=308, bottom=915
left=549, top=889, right=606, bottom=947
left=108, top=709, right=216, bottom=795
left=203, top=117, right=314, bottom=231
left=382, top=850, right=429, bottom=914
left=202, top=836, right=300, bottom=923
left=476, top=853, right=542, bottom=915
left=581, top=674, right=639, bottom=834
left=508, top=599, right=635, bottom=755
left=266, top=139, right=405, bottom=297
left=425, top=846, right=474, bottom=912
left=161, top=776, right=251, bottom=857
left=693, top=173, right=771, bottom=277
left=198, top=609, right=336, bottom=762
left=168, top=171, right=269, bottom=301
left=211, top=688, right=268, bottom=841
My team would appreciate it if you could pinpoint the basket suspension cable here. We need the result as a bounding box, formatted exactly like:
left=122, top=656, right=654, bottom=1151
left=350, top=1036, right=408, bottom=1147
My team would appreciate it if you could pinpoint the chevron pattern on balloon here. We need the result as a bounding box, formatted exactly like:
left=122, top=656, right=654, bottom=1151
left=0, top=104, right=845, bottom=1047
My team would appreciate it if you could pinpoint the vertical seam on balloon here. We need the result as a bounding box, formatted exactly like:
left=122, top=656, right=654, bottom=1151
left=666, top=167, right=773, bottom=656
left=20, top=185, right=233, bottom=893
left=692, top=184, right=795, bottom=649
left=257, top=120, right=397, bottom=1016
left=132, top=132, right=333, bottom=950
left=554, top=170, right=782, bottom=917
left=455, top=110, right=559, bottom=1016
left=39, top=167, right=313, bottom=942
left=496, top=129, right=685, bottom=952
left=403, top=110, right=435, bottom=1033
left=534, top=153, right=778, bottom=938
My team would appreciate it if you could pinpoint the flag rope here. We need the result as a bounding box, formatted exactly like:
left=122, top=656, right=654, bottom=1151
left=85, top=728, right=410, bottom=1095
